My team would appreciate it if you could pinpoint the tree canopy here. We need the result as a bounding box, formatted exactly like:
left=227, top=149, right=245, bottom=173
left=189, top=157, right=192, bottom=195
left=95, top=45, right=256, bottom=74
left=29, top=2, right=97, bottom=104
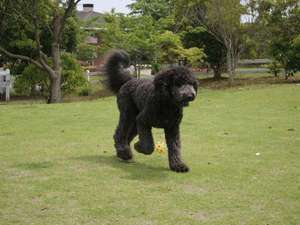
left=0, top=0, right=82, bottom=103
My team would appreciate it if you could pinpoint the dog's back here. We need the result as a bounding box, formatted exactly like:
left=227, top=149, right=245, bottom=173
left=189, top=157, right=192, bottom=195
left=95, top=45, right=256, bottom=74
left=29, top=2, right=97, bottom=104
left=104, top=50, right=155, bottom=111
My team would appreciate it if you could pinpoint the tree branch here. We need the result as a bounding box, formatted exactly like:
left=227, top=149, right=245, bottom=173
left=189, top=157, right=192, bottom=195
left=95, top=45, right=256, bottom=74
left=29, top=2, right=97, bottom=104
left=39, top=57, right=56, bottom=78
left=58, top=0, right=81, bottom=36
left=30, top=0, right=55, bottom=78
left=0, top=46, right=43, bottom=70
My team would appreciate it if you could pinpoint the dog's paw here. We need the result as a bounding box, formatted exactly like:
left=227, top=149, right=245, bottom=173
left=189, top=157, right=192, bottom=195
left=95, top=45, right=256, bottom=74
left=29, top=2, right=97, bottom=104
left=117, top=150, right=133, bottom=161
left=170, top=162, right=189, bottom=173
left=134, top=142, right=145, bottom=154
left=134, top=142, right=153, bottom=155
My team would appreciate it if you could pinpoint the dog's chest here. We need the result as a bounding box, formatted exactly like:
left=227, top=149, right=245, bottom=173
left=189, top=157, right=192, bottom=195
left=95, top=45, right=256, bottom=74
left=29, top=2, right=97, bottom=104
left=150, top=108, right=182, bottom=128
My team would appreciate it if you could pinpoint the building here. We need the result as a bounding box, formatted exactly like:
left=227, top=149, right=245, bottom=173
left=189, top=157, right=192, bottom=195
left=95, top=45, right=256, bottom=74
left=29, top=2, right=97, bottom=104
left=0, top=67, right=11, bottom=101
left=77, top=4, right=105, bottom=27
left=77, top=4, right=106, bottom=72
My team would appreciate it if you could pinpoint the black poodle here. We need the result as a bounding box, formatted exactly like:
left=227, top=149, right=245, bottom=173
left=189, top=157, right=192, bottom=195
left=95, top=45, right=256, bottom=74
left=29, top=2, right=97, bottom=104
left=104, top=50, right=198, bottom=172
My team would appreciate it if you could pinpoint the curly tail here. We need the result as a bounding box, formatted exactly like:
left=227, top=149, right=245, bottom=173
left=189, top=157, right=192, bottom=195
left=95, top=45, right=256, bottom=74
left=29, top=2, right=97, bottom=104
left=104, top=49, right=132, bottom=94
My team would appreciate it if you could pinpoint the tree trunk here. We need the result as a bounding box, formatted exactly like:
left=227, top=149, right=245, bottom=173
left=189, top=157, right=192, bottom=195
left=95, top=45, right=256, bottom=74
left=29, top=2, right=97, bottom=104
left=137, top=65, right=141, bottom=79
left=225, top=38, right=238, bottom=85
left=48, top=41, right=62, bottom=103
left=49, top=11, right=62, bottom=103
left=133, top=62, right=138, bottom=78
left=226, top=48, right=234, bottom=84
left=49, top=75, right=61, bottom=103
left=212, top=65, right=222, bottom=80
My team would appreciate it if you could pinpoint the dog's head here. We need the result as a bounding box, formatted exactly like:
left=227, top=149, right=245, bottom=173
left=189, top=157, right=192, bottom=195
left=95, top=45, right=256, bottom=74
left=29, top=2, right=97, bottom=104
left=154, top=66, right=198, bottom=107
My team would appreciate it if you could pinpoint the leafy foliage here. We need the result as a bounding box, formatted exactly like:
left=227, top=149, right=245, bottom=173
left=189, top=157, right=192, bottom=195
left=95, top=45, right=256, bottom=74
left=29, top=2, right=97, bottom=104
left=1, top=1, right=80, bottom=58
left=101, top=11, right=204, bottom=67
left=60, top=53, right=87, bottom=95
left=129, top=0, right=174, bottom=21
left=0, top=0, right=82, bottom=103
left=14, top=64, right=49, bottom=97
left=101, top=13, right=157, bottom=64
left=76, top=43, right=98, bottom=61
left=268, top=2, right=300, bottom=75
left=14, top=53, right=87, bottom=97
left=181, top=26, right=226, bottom=78
left=248, top=0, right=300, bottom=75
left=267, top=61, right=282, bottom=77
left=155, top=31, right=204, bottom=65
left=155, top=31, right=183, bottom=64
left=174, top=0, right=245, bottom=80
left=182, top=47, right=205, bottom=67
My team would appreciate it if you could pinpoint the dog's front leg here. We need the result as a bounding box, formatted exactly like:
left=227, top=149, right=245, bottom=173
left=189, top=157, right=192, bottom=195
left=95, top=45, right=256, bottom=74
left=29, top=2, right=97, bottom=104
left=165, top=126, right=189, bottom=173
left=134, top=114, right=155, bottom=155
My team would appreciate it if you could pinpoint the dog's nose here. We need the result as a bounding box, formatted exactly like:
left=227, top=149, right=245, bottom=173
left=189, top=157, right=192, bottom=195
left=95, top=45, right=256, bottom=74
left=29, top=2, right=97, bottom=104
left=186, top=93, right=195, bottom=101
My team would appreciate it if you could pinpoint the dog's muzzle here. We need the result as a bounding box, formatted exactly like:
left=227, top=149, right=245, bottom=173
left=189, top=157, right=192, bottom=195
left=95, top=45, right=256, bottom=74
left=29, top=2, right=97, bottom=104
left=178, top=85, right=196, bottom=106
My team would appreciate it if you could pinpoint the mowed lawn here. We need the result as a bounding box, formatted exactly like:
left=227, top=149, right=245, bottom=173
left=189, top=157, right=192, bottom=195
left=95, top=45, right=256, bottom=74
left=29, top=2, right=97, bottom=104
left=0, top=84, right=299, bottom=225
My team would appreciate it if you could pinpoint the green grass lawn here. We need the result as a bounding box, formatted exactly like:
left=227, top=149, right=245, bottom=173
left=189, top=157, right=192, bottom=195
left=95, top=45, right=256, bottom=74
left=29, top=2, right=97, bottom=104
left=0, top=84, right=299, bottom=225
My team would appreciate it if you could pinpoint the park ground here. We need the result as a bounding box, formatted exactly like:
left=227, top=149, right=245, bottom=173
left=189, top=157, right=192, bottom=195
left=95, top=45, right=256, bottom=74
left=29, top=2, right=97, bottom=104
left=0, top=83, right=300, bottom=225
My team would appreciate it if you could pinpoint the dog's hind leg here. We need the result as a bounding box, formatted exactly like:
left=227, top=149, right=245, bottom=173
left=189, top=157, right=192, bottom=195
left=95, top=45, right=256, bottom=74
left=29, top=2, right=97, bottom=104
left=114, top=102, right=137, bottom=161
left=127, top=123, right=137, bottom=145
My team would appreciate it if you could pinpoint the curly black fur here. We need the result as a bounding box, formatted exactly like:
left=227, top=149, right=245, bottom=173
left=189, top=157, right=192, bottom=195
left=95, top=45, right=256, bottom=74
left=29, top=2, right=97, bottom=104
left=104, top=50, right=198, bottom=173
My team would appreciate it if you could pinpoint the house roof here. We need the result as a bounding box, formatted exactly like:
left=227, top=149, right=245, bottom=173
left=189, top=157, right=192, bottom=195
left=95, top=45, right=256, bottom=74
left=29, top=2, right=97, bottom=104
left=77, top=10, right=105, bottom=26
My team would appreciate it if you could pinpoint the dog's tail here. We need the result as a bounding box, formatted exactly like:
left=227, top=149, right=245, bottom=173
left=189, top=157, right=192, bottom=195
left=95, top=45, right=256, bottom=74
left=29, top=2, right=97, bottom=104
left=104, top=50, right=132, bottom=94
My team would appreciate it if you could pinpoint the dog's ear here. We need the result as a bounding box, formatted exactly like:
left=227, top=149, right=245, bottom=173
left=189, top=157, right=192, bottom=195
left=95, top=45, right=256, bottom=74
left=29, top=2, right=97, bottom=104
left=193, top=79, right=199, bottom=93
left=154, top=70, right=174, bottom=97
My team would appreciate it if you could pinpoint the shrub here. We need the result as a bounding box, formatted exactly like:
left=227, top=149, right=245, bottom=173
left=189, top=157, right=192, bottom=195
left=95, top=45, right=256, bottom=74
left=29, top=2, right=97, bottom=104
left=60, top=53, right=88, bottom=95
left=14, top=64, right=49, bottom=97
left=76, top=43, right=97, bottom=61
left=78, top=84, right=92, bottom=96
left=151, top=62, right=161, bottom=75
left=14, top=53, right=87, bottom=98
left=267, top=61, right=282, bottom=77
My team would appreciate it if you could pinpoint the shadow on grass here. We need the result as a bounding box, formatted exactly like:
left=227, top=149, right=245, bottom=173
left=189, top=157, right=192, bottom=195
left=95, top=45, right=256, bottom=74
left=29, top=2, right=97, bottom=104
left=72, top=154, right=169, bottom=181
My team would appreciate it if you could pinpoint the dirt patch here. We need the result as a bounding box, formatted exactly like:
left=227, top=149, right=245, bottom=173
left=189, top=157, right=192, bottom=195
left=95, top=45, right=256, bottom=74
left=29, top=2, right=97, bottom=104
left=193, top=211, right=208, bottom=222
left=179, top=210, right=208, bottom=222
left=182, top=184, right=208, bottom=195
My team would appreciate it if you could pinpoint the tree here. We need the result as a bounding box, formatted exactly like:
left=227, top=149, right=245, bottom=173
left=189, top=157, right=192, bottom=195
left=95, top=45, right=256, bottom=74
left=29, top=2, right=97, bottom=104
left=101, top=12, right=157, bottom=77
left=155, top=31, right=183, bottom=64
left=242, top=0, right=273, bottom=59
left=128, top=0, right=174, bottom=21
left=175, top=0, right=245, bottom=82
left=181, top=26, right=226, bottom=79
left=101, top=3, right=204, bottom=75
left=246, top=0, right=300, bottom=78
left=155, top=30, right=205, bottom=66
left=267, top=1, right=300, bottom=78
left=14, top=53, right=86, bottom=98
left=77, top=43, right=97, bottom=62
left=0, top=0, right=81, bottom=103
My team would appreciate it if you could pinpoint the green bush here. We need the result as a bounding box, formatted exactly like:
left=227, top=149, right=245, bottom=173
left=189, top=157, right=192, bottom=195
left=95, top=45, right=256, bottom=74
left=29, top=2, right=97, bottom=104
left=151, top=62, right=161, bottom=75
left=267, top=61, right=282, bottom=77
left=14, top=64, right=49, bottom=97
left=76, top=43, right=97, bottom=61
left=78, top=84, right=92, bottom=96
left=60, top=53, right=88, bottom=95
left=14, top=53, right=87, bottom=98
